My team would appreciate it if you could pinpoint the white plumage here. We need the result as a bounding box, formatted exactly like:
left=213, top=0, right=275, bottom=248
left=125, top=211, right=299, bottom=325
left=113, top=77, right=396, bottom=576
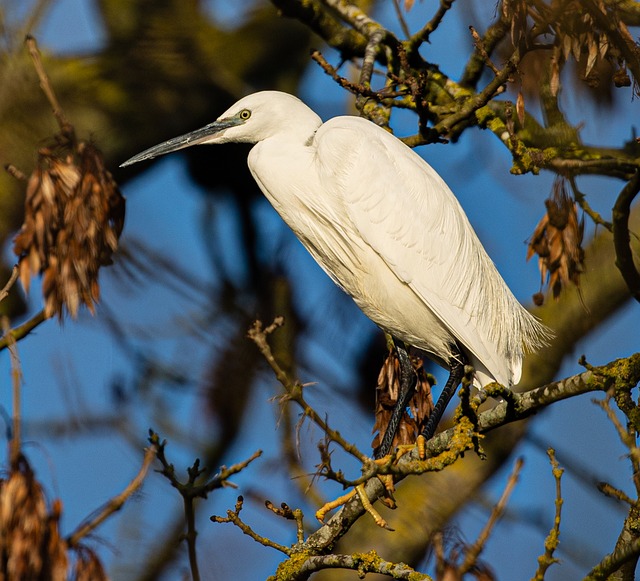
left=122, top=90, right=547, bottom=418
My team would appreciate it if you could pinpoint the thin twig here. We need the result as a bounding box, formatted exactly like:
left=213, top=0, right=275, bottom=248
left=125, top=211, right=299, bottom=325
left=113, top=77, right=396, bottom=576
left=150, top=430, right=262, bottom=580
left=407, top=0, right=455, bottom=50
left=2, top=317, right=23, bottom=468
left=531, top=449, right=563, bottom=580
left=598, top=482, right=637, bottom=507
left=211, top=496, right=292, bottom=555
left=569, top=177, right=613, bottom=232
left=248, top=318, right=370, bottom=465
left=469, top=25, right=500, bottom=75
left=459, top=457, right=524, bottom=574
left=25, top=35, right=71, bottom=133
left=0, top=309, right=48, bottom=352
left=435, top=46, right=519, bottom=136
left=460, top=11, right=510, bottom=87
left=0, top=266, right=19, bottom=304
left=184, top=493, right=200, bottom=581
left=67, top=443, right=158, bottom=547
left=391, top=0, right=411, bottom=39
left=5, top=164, right=27, bottom=181
left=310, top=49, right=405, bottom=102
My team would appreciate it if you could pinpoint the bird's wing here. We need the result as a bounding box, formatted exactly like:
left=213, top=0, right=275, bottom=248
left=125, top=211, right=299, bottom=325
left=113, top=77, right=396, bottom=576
left=315, top=117, right=516, bottom=384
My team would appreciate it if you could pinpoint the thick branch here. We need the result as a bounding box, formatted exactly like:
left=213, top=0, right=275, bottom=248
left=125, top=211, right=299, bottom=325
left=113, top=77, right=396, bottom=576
left=612, top=171, right=640, bottom=302
left=271, top=0, right=368, bottom=58
left=290, top=354, right=639, bottom=556
left=291, top=551, right=431, bottom=579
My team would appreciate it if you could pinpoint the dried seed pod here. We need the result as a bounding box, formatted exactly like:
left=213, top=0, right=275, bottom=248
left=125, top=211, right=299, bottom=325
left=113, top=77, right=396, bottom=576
left=371, top=349, right=433, bottom=451
left=13, top=133, right=125, bottom=319
left=527, top=177, right=584, bottom=302
left=0, top=456, right=109, bottom=580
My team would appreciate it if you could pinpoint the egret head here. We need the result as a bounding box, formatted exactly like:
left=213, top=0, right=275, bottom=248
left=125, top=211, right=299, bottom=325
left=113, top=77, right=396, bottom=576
left=120, top=91, right=321, bottom=167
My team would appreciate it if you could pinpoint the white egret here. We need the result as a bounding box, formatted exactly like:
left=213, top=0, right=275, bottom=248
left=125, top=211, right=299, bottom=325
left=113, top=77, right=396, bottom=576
left=121, top=91, right=548, bottom=458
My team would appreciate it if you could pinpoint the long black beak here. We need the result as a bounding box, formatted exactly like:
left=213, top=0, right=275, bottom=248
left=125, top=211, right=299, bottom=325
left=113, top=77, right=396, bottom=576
left=120, top=117, right=242, bottom=167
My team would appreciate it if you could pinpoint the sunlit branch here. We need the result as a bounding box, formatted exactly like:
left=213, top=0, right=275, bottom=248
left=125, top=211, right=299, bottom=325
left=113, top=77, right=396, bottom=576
left=531, top=449, right=564, bottom=580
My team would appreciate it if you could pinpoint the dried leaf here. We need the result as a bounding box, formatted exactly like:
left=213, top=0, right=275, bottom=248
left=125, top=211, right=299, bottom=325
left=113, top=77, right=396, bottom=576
left=13, top=133, right=125, bottom=319
left=371, top=349, right=433, bottom=451
left=585, top=39, right=598, bottom=77
left=527, top=177, right=584, bottom=302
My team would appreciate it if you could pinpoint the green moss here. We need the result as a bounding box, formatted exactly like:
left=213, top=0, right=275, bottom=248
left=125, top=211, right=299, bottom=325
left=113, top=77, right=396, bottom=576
left=268, top=552, right=312, bottom=581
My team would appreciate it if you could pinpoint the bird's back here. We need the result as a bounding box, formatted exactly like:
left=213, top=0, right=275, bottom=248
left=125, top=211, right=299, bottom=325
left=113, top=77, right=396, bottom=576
left=249, top=113, right=548, bottom=387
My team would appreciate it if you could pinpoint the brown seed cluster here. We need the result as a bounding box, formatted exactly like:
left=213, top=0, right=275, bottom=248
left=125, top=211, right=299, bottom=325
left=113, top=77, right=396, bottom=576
left=0, top=456, right=108, bottom=580
left=527, top=178, right=584, bottom=304
left=13, top=134, right=125, bottom=319
left=371, top=350, right=433, bottom=451
left=502, top=0, right=640, bottom=97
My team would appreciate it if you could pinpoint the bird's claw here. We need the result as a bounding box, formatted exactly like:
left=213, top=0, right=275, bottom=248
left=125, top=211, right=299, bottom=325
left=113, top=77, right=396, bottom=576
left=316, top=483, right=393, bottom=530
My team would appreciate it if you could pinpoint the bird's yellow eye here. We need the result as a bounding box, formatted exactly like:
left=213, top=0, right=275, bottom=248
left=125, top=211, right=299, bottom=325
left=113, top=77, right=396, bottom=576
left=239, top=109, right=251, bottom=120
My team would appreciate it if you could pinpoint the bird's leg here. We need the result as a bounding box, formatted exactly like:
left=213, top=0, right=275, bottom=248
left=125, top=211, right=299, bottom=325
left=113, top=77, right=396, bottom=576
left=374, top=343, right=417, bottom=460
left=420, top=344, right=468, bottom=441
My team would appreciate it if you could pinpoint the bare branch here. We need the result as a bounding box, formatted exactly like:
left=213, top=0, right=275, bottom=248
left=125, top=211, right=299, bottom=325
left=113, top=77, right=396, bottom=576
left=25, top=35, right=72, bottom=134
left=612, top=171, right=640, bottom=302
left=407, top=0, right=455, bottom=49
left=2, top=316, right=23, bottom=468
left=0, top=266, right=19, bottom=304
left=531, top=449, right=564, bottom=580
left=67, top=443, right=158, bottom=547
left=248, top=318, right=370, bottom=465
left=211, top=496, right=292, bottom=556
left=460, top=457, right=524, bottom=574
left=0, top=310, right=49, bottom=352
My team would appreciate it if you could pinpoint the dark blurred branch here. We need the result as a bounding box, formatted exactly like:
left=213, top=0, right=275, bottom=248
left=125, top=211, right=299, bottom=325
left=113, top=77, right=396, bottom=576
left=583, top=0, right=640, bottom=86
left=67, top=442, right=158, bottom=547
left=612, top=171, right=640, bottom=302
left=271, top=0, right=368, bottom=57
left=459, top=457, right=524, bottom=575
left=25, top=35, right=71, bottom=134
left=2, top=316, right=22, bottom=468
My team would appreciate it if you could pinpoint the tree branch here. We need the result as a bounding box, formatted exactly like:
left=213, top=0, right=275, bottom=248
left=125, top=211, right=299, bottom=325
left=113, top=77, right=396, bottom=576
left=612, top=171, right=640, bottom=302
left=67, top=443, right=158, bottom=547
left=0, top=310, right=48, bottom=352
